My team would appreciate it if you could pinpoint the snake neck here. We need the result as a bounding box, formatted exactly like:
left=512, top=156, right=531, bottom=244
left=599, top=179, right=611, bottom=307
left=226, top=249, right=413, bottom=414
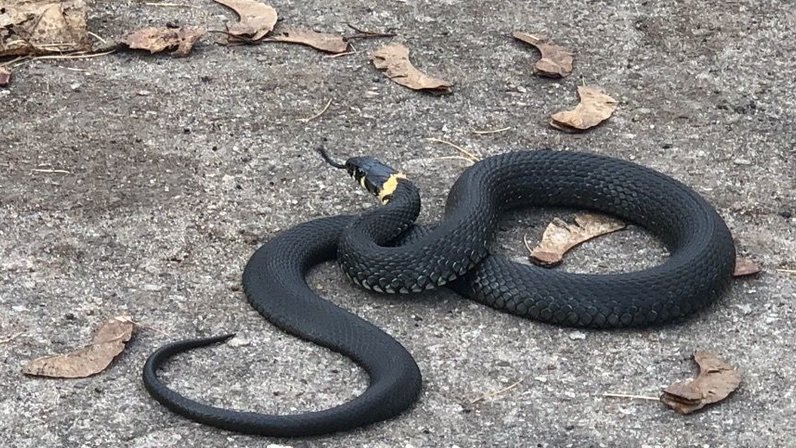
left=348, top=181, right=422, bottom=245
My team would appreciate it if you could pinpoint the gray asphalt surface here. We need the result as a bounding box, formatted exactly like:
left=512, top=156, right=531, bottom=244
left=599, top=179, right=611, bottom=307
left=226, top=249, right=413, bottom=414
left=2, top=1, right=795, bottom=447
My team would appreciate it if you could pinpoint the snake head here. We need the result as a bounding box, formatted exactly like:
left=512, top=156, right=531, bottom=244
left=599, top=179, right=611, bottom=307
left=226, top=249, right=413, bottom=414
left=345, top=156, right=407, bottom=203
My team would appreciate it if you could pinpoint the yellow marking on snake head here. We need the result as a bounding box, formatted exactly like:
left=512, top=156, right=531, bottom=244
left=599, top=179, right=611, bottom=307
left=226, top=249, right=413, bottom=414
left=378, top=172, right=407, bottom=203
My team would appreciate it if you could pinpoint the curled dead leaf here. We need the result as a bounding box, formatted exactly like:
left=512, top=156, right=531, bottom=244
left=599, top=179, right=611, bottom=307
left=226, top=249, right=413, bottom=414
left=213, top=0, right=277, bottom=41
left=512, top=32, right=573, bottom=78
left=0, top=66, right=10, bottom=86
left=265, top=28, right=348, bottom=53
left=551, top=85, right=618, bottom=132
left=120, top=26, right=205, bottom=57
left=661, top=351, right=741, bottom=414
left=733, top=256, right=760, bottom=277
left=528, top=213, right=626, bottom=266
left=371, top=43, right=452, bottom=94
left=22, top=316, right=136, bottom=378
left=0, top=0, right=91, bottom=57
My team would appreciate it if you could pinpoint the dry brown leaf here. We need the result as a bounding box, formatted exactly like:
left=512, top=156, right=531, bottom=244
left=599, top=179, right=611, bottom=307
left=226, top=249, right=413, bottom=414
left=0, top=66, right=11, bottom=86
left=120, top=26, right=205, bottom=57
left=371, top=43, right=452, bottom=94
left=265, top=27, right=348, bottom=53
left=0, top=0, right=91, bottom=57
left=733, top=256, right=760, bottom=277
left=512, top=32, right=573, bottom=78
left=551, top=85, right=618, bottom=132
left=528, top=213, right=626, bottom=266
left=661, top=351, right=741, bottom=414
left=22, top=316, right=136, bottom=378
left=213, top=0, right=277, bottom=41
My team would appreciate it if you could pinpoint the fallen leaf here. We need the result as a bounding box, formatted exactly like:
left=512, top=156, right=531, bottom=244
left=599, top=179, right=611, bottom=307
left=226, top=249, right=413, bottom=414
left=213, top=0, right=277, bottom=41
left=550, top=85, right=618, bottom=132
left=0, top=66, right=10, bottom=86
left=22, top=316, right=136, bottom=378
left=371, top=43, right=452, bottom=94
left=733, top=256, right=760, bottom=277
left=265, top=27, right=348, bottom=53
left=528, top=213, right=626, bottom=266
left=661, top=351, right=741, bottom=414
left=512, top=32, right=573, bottom=78
left=0, top=0, right=91, bottom=56
left=120, top=26, right=205, bottom=57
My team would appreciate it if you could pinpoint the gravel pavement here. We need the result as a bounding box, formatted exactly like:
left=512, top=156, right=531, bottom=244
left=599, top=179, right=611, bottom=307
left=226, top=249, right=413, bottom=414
left=1, top=1, right=795, bottom=447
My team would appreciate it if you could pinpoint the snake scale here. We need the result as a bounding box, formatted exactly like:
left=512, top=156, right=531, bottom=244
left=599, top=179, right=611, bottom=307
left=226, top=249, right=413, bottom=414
left=143, top=149, right=736, bottom=437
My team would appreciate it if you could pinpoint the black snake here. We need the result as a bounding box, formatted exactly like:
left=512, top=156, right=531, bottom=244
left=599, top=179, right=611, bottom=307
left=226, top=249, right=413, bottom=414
left=143, top=149, right=736, bottom=436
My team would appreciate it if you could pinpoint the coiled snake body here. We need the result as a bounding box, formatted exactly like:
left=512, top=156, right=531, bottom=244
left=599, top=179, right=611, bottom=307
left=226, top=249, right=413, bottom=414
left=143, top=149, right=736, bottom=436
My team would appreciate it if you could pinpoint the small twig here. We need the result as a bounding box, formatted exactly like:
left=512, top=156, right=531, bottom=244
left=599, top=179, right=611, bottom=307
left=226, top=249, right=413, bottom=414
left=776, top=269, right=796, bottom=275
left=31, top=168, right=71, bottom=174
left=469, top=379, right=524, bottom=405
left=1, top=56, right=27, bottom=68
left=426, top=155, right=477, bottom=163
left=405, top=155, right=477, bottom=168
left=425, top=137, right=481, bottom=162
left=31, top=50, right=116, bottom=61
left=324, top=49, right=358, bottom=59
left=473, top=126, right=511, bottom=135
left=0, top=332, right=23, bottom=344
left=144, top=1, right=198, bottom=7
left=297, top=98, right=333, bottom=123
left=603, top=392, right=660, bottom=401
left=523, top=233, right=534, bottom=255
left=31, top=42, right=81, bottom=49
left=345, top=23, right=396, bottom=40
left=207, top=29, right=260, bottom=45
left=55, top=66, right=88, bottom=72
left=87, top=31, right=107, bottom=44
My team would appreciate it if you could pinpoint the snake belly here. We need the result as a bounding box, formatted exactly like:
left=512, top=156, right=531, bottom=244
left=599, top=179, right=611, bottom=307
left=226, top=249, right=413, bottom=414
left=142, top=149, right=736, bottom=437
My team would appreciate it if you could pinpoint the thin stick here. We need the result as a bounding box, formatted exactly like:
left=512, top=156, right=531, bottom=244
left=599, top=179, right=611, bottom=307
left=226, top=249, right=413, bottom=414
left=0, top=332, right=23, bottom=344
left=144, top=2, right=198, bottom=7
left=425, top=155, right=476, bottom=163
left=297, top=98, right=332, bottom=123
left=473, top=126, right=511, bottom=135
left=405, top=155, right=477, bottom=167
left=776, top=269, right=796, bottom=274
left=324, top=49, right=358, bottom=59
left=207, top=30, right=259, bottom=45
left=523, top=233, right=534, bottom=255
left=345, top=23, right=396, bottom=39
left=470, top=379, right=524, bottom=404
left=31, top=50, right=116, bottom=61
left=55, top=66, right=88, bottom=72
left=425, top=137, right=480, bottom=162
left=31, top=168, right=70, bottom=174
left=87, top=31, right=107, bottom=44
left=1, top=56, right=29, bottom=67
left=603, top=392, right=660, bottom=401
left=31, top=42, right=81, bottom=49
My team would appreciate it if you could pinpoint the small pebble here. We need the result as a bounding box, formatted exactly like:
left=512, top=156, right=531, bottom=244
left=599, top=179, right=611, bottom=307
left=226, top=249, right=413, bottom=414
left=227, top=336, right=251, bottom=347
left=568, top=331, right=587, bottom=340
